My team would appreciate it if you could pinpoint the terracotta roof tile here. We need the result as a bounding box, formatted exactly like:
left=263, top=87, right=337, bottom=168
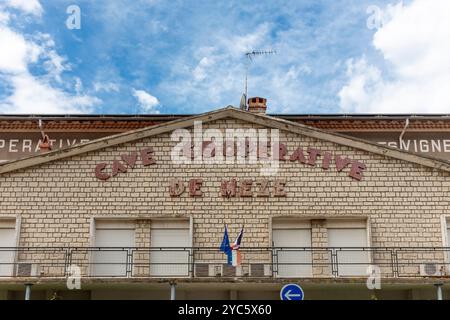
left=2, top=117, right=450, bottom=132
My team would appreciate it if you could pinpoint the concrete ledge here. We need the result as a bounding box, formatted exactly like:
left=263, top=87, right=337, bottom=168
left=1, top=276, right=449, bottom=286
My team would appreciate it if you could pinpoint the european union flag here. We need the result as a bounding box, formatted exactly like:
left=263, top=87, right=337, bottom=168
left=219, top=225, right=232, bottom=265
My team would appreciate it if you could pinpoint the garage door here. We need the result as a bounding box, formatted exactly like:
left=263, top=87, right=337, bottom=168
left=328, top=225, right=369, bottom=276
left=0, top=219, right=16, bottom=277
left=92, top=221, right=135, bottom=277
left=150, top=220, right=190, bottom=277
left=272, top=220, right=312, bottom=277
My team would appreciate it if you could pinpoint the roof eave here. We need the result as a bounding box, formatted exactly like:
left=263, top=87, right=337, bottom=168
left=1, top=106, right=450, bottom=175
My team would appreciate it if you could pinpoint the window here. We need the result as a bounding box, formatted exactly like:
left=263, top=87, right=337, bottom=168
left=272, top=219, right=312, bottom=277
left=327, top=219, right=369, bottom=276
left=150, top=220, right=190, bottom=277
left=0, top=219, right=17, bottom=277
left=92, top=220, right=135, bottom=277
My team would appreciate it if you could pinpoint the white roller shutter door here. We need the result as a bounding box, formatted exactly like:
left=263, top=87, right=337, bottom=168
left=328, top=227, right=368, bottom=276
left=92, top=221, right=135, bottom=277
left=447, top=222, right=450, bottom=247
left=0, top=220, right=16, bottom=277
left=447, top=221, right=450, bottom=270
left=272, top=220, right=312, bottom=277
left=150, top=220, right=190, bottom=277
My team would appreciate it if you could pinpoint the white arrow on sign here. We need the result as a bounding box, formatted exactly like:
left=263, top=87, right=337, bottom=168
left=284, top=289, right=302, bottom=300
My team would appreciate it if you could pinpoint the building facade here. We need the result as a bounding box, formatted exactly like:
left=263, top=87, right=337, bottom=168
left=0, top=101, right=450, bottom=300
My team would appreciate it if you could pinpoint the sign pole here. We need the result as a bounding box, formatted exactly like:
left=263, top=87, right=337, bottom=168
left=435, top=282, right=443, bottom=301
left=24, top=283, right=33, bottom=301
left=170, top=281, right=176, bottom=300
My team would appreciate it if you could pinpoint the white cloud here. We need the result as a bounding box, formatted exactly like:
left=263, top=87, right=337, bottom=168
left=0, top=10, right=10, bottom=24
left=74, top=77, right=82, bottom=94
left=339, top=0, right=450, bottom=113
left=5, top=0, right=43, bottom=16
left=132, top=88, right=160, bottom=113
left=148, top=20, right=168, bottom=34
left=1, top=72, right=100, bottom=114
left=192, top=56, right=215, bottom=82
left=94, top=82, right=120, bottom=93
left=0, top=25, right=35, bottom=73
left=32, top=33, right=69, bottom=82
left=0, top=2, right=100, bottom=114
left=221, top=23, right=271, bottom=58
left=159, top=24, right=273, bottom=110
left=159, top=18, right=334, bottom=113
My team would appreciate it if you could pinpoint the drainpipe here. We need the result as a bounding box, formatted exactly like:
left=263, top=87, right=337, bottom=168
left=170, top=281, right=176, bottom=300
left=24, top=283, right=33, bottom=300
left=399, top=118, right=410, bottom=148
left=435, top=282, right=443, bottom=300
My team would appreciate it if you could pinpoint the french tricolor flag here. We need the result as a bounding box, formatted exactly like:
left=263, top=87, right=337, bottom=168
left=231, top=226, right=244, bottom=266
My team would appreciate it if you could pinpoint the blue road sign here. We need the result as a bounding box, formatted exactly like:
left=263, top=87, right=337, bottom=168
left=280, top=284, right=304, bottom=301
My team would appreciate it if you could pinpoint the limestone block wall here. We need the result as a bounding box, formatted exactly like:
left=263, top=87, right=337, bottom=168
left=0, top=118, right=449, bottom=278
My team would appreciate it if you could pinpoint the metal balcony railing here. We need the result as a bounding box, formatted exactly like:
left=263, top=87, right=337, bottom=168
left=0, top=247, right=449, bottom=278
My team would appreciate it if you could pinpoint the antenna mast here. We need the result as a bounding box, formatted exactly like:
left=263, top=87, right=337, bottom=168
left=240, top=50, right=277, bottom=110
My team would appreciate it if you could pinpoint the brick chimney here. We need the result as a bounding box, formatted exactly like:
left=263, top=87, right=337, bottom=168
left=247, top=97, right=267, bottom=114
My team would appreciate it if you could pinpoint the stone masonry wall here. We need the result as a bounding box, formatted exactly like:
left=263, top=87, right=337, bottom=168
left=0, top=117, right=449, bottom=277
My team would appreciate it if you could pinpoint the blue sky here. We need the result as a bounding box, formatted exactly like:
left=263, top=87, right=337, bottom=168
left=2, top=0, right=450, bottom=115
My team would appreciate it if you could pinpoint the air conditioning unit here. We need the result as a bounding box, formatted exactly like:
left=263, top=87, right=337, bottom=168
left=209, top=264, right=223, bottom=277
left=236, top=265, right=250, bottom=277
left=251, top=264, right=272, bottom=277
left=236, top=264, right=272, bottom=277
left=419, top=263, right=446, bottom=277
left=194, top=263, right=208, bottom=277
left=16, top=262, right=41, bottom=277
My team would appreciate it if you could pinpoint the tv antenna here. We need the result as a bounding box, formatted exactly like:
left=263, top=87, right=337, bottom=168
left=240, top=49, right=277, bottom=110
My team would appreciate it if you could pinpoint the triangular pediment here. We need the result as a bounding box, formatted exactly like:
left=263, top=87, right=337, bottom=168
left=1, top=106, right=450, bottom=175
